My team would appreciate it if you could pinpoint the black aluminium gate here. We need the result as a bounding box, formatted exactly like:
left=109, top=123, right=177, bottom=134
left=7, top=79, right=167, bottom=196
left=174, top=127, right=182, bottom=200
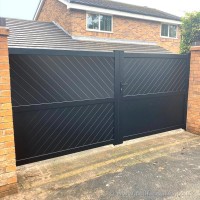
left=9, top=49, right=190, bottom=165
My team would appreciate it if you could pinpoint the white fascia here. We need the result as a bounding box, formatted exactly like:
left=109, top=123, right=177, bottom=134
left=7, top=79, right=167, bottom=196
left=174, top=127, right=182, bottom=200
left=58, top=0, right=181, bottom=25
left=33, top=0, right=45, bottom=20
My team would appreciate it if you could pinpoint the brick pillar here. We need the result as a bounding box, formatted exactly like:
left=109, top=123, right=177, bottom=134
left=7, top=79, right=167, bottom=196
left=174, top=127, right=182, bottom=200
left=0, top=22, right=18, bottom=197
left=187, top=46, right=200, bottom=134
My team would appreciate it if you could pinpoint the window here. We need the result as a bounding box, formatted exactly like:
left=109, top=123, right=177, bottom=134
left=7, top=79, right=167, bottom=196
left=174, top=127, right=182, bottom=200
left=161, top=24, right=177, bottom=38
left=87, top=13, right=112, bottom=32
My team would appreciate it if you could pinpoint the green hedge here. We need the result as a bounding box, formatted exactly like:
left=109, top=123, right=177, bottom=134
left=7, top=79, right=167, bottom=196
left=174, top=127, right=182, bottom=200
left=181, top=12, right=200, bottom=54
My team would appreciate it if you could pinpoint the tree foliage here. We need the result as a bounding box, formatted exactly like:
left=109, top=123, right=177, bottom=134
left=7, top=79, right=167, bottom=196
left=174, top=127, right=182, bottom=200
left=181, top=12, right=200, bottom=54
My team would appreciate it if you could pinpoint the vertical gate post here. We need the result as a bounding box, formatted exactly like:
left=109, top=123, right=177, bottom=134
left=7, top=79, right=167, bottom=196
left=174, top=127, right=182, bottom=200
left=0, top=18, right=18, bottom=197
left=187, top=44, right=200, bottom=134
left=113, top=50, right=124, bottom=145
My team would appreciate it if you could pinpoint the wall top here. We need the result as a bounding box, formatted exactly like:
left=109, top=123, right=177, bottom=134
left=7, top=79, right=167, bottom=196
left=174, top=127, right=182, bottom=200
left=190, top=46, right=200, bottom=51
left=0, top=27, right=9, bottom=36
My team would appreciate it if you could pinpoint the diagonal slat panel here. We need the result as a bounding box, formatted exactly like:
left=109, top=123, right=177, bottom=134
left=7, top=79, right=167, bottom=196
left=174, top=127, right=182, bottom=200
left=10, top=54, right=114, bottom=106
left=121, top=54, right=189, bottom=139
left=13, top=103, right=114, bottom=161
left=123, top=57, right=187, bottom=96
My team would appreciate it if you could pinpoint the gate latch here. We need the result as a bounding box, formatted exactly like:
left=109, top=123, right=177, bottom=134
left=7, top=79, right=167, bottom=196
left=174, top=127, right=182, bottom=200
left=120, top=82, right=128, bottom=93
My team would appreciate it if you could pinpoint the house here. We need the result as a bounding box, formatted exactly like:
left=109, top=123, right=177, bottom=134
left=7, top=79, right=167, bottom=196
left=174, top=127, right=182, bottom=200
left=34, top=0, right=181, bottom=53
left=6, top=17, right=169, bottom=53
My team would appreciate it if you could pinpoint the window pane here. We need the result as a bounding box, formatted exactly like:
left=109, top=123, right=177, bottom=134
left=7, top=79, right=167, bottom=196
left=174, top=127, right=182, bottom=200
left=161, top=24, right=168, bottom=37
left=100, top=15, right=112, bottom=32
left=87, top=14, right=99, bottom=30
left=169, top=25, right=177, bottom=38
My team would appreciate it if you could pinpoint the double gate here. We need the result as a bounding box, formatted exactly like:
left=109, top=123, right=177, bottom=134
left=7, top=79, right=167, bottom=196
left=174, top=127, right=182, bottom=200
left=9, top=49, right=190, bottom=165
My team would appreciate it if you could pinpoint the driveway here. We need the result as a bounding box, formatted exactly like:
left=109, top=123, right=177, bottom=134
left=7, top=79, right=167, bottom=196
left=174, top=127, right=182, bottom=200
left=3, top=129, right=200, bottom=200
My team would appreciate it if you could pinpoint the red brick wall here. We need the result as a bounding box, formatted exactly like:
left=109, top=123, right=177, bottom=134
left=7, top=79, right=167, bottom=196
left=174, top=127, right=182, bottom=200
left=37, top=0, right=72, bottom=34
left=37, top=0, right=181, bottom=53
left=0, top=27, right=18, bottom=198
left=69, top=10, right=181, bottom=53
left=187, top=46, right=200, bottom=134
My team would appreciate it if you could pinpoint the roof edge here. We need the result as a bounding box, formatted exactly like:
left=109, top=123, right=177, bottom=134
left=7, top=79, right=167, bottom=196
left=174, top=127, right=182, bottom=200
left=33, top=0, right=45, bottom=20
left=59, top=0, right=181, bottom=24
left=52, top=21, right=72, bottom=37
left=72, top=36, right=157, bottom=46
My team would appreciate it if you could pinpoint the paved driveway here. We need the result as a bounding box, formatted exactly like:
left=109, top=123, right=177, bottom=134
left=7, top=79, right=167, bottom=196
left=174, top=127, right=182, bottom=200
left=3, top=129, right=200, bottom=200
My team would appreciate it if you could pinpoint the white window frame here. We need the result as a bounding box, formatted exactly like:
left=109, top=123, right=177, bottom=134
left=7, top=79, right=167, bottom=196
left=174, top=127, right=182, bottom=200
left=86, top=12, right=113, bottom=33
left=160, top=23, right=178, bottom=39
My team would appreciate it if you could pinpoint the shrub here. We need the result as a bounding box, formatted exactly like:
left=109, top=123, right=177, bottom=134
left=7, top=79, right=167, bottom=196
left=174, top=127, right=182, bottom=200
left=181, top=12, right=200, bottom=54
